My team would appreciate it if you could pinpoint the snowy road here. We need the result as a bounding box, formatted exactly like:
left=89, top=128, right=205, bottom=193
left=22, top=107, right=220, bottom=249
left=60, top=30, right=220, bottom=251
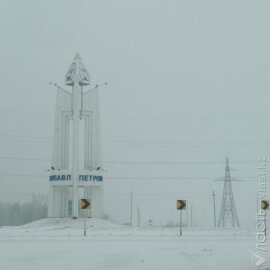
left=0, top=219, right=259, bottom=270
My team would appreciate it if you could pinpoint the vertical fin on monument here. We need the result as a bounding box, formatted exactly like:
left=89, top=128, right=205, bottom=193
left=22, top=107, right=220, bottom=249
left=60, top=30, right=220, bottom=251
left=51, top=88, right=72, bottom=170
left=82, top=87, right=102, bottom=171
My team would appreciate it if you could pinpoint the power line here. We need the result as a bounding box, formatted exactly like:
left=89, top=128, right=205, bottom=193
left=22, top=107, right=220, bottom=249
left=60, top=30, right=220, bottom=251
left=104, top=142, right=270, bottom=148
left=1, top=133, right=270, bottom=145
left=0, top=157, right=50, bottom=161
left=104, top=160, right=257, bottom=165
left=0, top=134, right=51, bottom=140
left=1, top=135, right=270, bottom=148
left=106, top=176, right=256, bottom=181
left=0, top=156, right=258, bottom=164
left=0, top=110, right=54, bottom=117
left=104, top=139, right=270, bottom=144
left=0, top=173, right=47, bottom=178
left=0, top=173, right=257, bottom=181
left=2, top=109, right=270, bottom=121
left=0, top=190, right=47, bottom=195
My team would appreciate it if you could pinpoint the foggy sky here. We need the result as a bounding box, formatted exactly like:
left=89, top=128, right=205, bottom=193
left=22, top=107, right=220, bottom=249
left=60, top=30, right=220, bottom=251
left=0, top=0, right=270, bottom=227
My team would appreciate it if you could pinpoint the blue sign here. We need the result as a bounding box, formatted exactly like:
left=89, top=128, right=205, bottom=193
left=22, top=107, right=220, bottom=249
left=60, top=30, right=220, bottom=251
left=49, top=175, right=71, bottom=181
left=79, top=175, right=103, bottom=182
left=49, top=174, right=103, bottom=182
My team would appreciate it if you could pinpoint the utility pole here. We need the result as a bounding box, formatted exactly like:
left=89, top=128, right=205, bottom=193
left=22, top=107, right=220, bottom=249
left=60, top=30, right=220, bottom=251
left=130, top=191, right=133, bottom=226
left=190, top=203, right=193, bottom=227
left=212, top=190, right=217, bottom=227
left=179, top=210, right=183, bottom=236
left=84, top=210, right=86, bottom=236
left=265, top=210, right=267, bottom=236
left=187, top=203, right=189, bottom=227
left=137, top=207, right=141, bottom=227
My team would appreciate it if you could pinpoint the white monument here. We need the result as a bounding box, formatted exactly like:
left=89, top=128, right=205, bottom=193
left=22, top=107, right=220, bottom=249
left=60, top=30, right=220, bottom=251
left=48, top=53, right=104, bottom=219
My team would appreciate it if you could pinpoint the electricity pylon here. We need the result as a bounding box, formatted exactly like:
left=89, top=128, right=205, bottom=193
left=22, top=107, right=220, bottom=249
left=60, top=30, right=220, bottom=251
left=217, top=157, right=240, bottom=228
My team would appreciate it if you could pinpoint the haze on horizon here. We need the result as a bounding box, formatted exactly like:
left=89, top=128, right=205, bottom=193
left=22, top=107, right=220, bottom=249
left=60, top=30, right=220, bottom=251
left=0, top=0, right=270, bottom=227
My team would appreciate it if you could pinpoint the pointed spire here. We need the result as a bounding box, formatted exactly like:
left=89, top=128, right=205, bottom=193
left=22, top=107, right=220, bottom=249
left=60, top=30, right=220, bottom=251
left=65, top=52, right=90, bottom=86
left=74, top=52, right=81, bottom=60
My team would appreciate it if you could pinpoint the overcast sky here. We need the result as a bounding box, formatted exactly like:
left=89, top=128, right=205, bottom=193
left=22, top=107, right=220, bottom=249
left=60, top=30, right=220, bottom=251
left=0, top=0, right=270, bottom=227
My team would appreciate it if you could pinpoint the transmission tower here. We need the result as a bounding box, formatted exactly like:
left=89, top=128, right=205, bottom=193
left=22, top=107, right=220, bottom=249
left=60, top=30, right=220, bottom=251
left=217, top=157, right=240, bottom=228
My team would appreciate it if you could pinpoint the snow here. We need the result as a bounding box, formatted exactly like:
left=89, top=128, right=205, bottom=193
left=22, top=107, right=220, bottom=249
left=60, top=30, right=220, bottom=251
left=0, top=218, right=262, bottom=270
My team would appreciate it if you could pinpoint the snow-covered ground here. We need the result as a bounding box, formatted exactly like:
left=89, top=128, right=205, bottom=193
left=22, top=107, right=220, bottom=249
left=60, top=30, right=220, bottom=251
left=0, top=218, right=262, bottom=270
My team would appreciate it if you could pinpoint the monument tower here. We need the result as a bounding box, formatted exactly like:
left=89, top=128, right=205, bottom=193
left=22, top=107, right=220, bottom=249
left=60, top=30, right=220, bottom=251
left=48, top=53, right=104, bottom=219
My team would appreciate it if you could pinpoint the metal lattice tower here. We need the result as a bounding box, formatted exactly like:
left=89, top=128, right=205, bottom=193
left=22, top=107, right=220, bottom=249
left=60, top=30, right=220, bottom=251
left=217, top=157, right=240, bottom=228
